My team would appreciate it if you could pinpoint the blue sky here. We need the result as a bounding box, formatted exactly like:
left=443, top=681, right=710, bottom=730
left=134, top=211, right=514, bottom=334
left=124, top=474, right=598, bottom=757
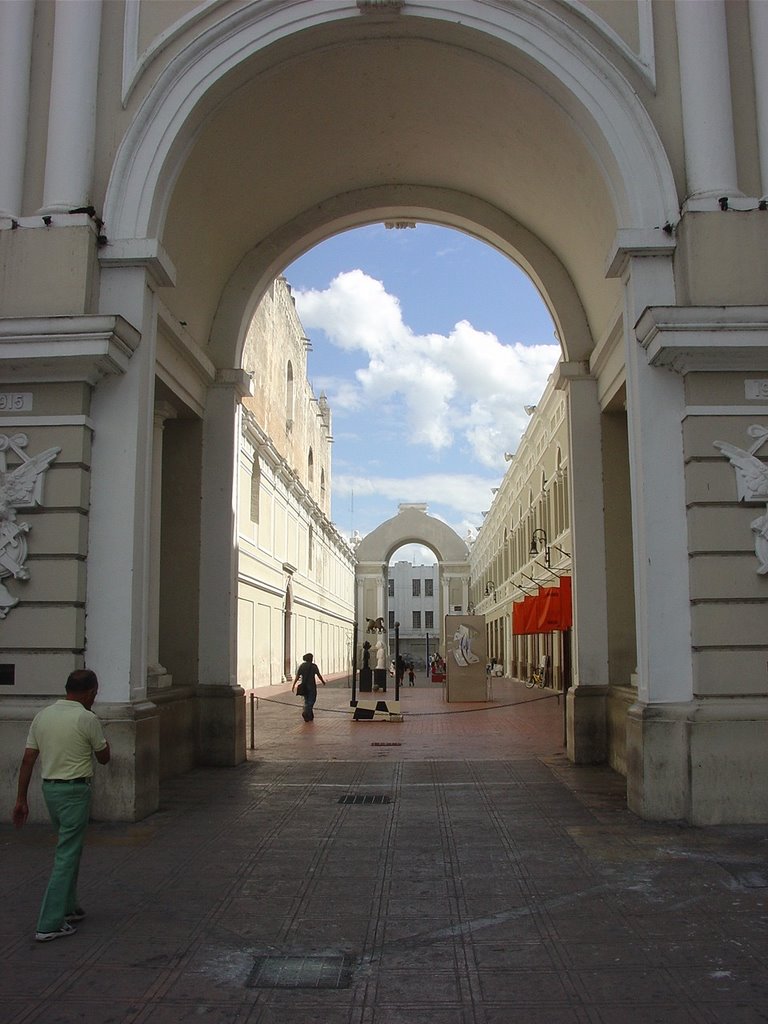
left=284, top=224, right=560, bottom=558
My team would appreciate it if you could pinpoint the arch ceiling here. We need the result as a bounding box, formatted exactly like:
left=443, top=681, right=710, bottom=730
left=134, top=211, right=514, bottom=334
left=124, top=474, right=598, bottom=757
left=103, top=1, right=678, bottom=368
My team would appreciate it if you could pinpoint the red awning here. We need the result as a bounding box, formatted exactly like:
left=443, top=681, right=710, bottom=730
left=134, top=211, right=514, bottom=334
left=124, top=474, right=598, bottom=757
left=512, top=576, right=572, bottom=635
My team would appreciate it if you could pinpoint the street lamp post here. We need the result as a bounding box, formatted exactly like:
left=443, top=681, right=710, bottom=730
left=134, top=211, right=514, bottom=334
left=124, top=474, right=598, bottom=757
left=529, top=528, right=550, bottom=567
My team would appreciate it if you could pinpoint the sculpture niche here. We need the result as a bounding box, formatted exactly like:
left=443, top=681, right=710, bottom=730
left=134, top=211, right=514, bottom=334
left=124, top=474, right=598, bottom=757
left=0, top=434, right=60, bottom=618
left=713, top=425, right=768, bottom=574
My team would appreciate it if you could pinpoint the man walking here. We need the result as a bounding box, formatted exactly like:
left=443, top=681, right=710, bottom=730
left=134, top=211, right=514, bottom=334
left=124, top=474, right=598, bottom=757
left=12, top=669, right=110, bottom=942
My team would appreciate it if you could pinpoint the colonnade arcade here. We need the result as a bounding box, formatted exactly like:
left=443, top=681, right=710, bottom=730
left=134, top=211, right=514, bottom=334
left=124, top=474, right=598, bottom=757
left=1, top=1, right=767, bottom=826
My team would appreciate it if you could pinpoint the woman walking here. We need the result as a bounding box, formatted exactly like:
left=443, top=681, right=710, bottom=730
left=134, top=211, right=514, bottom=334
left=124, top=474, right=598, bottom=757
left=292, top=653, right=325, bottom=722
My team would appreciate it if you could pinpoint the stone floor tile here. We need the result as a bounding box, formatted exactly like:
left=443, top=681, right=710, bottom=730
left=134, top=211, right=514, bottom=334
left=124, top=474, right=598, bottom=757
left=246, top=1008, right=354, bottom=1024
left=705, top=1006, right=768, bottom=1023
left=373, top=969, right=463, bottom=1003
left=592, top=1009, right=702, bottom=1024
left=667, top=965, right=768, bottom=1003
left=471, top=940, right=560, bottom=970
left=481, top=1010, right=590, bottom=1024
left=140, top=1003, right=245, bottom=1023
left=369, top=1010, right=469, bottom=1024
left=569, top=966, right=682, bottom=1005
left=22, top=1001, right=147, bottom=1024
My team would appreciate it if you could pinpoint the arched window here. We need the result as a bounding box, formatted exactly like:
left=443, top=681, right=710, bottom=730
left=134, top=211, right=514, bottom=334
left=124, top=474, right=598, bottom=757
left=320, top=467, right=326, bottom=502
left=286, top=361, right=294, bottom=428
left=308, top=447, right=314, bottom=486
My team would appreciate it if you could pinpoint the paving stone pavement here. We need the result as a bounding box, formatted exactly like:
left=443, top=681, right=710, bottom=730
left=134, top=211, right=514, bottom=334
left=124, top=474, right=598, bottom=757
left=3, top=677, right=768, bottom=1023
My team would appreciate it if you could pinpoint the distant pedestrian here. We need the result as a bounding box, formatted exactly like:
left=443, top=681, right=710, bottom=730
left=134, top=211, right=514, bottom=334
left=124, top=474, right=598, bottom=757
left=396, top=655, right=406, bottom=687
left=292, top=653, right=325, bottom=722
left=12, top=669, right=111, bottom=942
left=408, top=665, right=415, bottom=686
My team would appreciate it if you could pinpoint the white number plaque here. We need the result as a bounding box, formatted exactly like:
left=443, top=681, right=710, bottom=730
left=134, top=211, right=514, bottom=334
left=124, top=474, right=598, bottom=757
left=0, top=393, right=32, bottom=412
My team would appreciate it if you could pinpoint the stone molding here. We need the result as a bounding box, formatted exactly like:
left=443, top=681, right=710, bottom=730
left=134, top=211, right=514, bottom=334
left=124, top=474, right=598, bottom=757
left=0, top=315, right=140, bottom=383
left=636, top=306, right=768, bottom=373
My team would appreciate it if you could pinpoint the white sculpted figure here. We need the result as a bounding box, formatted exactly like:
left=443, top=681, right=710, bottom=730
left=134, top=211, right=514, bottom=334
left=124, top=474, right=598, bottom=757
left=452, top=623, right=480, bottom=666
left=713, top=425, right=768, bottom=574
left=0, top=434, right=60, bottom=616
left=375, top=640, right=386, bottom=670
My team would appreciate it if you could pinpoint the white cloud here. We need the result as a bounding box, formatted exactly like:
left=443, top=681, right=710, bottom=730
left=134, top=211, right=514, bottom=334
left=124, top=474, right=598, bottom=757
left=333, top=471, right=498, bottom=521
left=295, top=270, right=559, bottom=467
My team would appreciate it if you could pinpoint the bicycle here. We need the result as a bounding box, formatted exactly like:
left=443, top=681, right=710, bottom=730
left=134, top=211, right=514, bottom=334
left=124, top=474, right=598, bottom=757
left=526, top=658, right=548, bottom=689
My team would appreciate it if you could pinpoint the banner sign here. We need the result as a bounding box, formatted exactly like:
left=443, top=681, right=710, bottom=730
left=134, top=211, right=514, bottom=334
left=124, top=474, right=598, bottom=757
left=511, top=576, right=572, bottom=635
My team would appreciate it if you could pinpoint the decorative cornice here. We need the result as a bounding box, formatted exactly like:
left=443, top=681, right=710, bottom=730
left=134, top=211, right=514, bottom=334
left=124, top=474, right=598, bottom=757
left=0, top=315, right=140, bottom=384
left=212, top=368, right=253, bottom=398
left=636, top=307, right=768, bottom=373
left=553, top=360, right=592, bottom=390
left=99, top=238, right=177, bottom=288
left=605, top=228, right=676, bottom=279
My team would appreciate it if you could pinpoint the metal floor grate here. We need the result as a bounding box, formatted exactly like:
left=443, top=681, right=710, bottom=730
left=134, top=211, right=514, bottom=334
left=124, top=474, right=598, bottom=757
left=246, top=954, right=355, bottom=989
left=371, top=742, right=402, bottom=747
left=338, top=793, right=392, bottom=805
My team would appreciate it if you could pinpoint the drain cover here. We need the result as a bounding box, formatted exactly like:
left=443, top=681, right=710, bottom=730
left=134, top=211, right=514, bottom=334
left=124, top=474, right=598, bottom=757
left=371, top=742, right=402, bottom=747
left=246, top=954, right=354, bottom=989
left=338, top=793, right=392, bottom=805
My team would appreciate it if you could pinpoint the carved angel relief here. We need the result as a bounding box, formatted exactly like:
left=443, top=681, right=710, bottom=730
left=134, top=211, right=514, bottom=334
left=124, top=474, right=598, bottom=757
left=0, top=434, right=61, bottom=617
left=713, top=425, right=768, bottom=575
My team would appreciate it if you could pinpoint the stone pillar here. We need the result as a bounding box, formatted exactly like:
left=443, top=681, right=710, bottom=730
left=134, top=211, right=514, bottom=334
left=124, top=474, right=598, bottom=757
left=0, top=0, right=34, bottom=218
left=556, top=363, right=610, bottom=763
left=460, top=575, right=470, bottom=613
left=40, top=0, right=103, bottom=214
left=675, top=0, right=740, bottom=203
left=87, top=263, right=164, bottom=820
left=147, top=402, right=176, bottom=690
left=198, top=369, right=251, bottom=766
left=619, top=254, right=697, bottom=820
left=749, top=0, right=768, bottom=199
left=375, top=567, right=386, bottom=620
left=631, top=304, right=768, bottom=824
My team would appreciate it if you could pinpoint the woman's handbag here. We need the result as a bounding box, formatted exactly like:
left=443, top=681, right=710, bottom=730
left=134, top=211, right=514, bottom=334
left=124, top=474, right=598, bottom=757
left=295, top=681, right=307, bottom=697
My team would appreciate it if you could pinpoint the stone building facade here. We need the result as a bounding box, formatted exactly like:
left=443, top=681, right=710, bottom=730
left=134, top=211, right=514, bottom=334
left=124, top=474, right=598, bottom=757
left=238, top=278, right=355, bottom=689
left=387, top=558, right=441, bottom=669
left=471, top=373, right=573, bottom=688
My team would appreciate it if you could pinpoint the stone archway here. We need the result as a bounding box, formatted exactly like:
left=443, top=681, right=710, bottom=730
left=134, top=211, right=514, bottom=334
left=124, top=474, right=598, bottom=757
left=355, top=504, right=471, bottom=657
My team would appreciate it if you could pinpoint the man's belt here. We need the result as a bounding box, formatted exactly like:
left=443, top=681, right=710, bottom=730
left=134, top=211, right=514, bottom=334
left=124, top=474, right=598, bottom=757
left=43, top=777, right=91, bottom=784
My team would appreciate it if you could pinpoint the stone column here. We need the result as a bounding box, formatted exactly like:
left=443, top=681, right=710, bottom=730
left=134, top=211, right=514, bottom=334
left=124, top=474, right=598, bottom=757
left=675, top=0, right=740, bottom=203
left=88, top=265, right=160, bottom=820
left=749, top=0, right=768, bottom=199
left=621, top=255, right=695, bottom=820
left=198, top=369, right=251, bottom=766
left=556, top=363, right=610, bottom=763
left=0, top=0, right=34, bottom=218
left=375, top=567, right=387, bottom=620
left=355, top=573, right=366, bottom=626
left=460, top=575, right=470, bottom=614
left=40, top=0, right=103, bottom=214
left=147, top=402, right=176, bottom=690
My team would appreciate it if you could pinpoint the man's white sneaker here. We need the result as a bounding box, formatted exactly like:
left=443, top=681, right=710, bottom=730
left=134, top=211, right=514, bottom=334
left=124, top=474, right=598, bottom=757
left=35, top=921, right=77, bottom=942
